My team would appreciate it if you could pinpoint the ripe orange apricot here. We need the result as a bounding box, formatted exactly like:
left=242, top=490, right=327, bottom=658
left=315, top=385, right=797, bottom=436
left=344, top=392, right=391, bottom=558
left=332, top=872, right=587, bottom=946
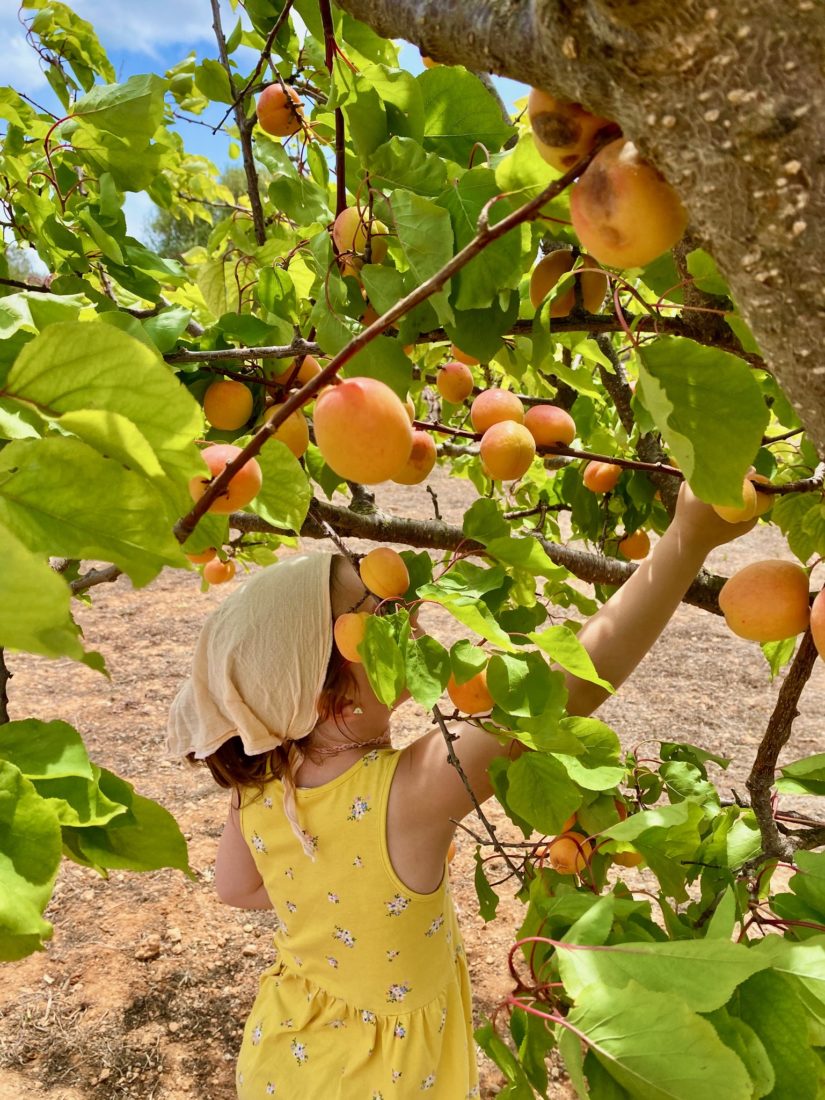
left=451, top=344, right=479, bottom=366
left=612, top=849, right=644, bottom=868
left=712, top=478, right=759, bottom=524
left=447, top=839, right=457, bottom=863
left=437, top=361, right=474, bottom=403
left=264, top=404, right=310, bottom=458
left=549, top=833, right=593, bottom=875
left=360, top=547, right=410, bottom=600
left=421, top=55, right=440, bottom=69
left=295, top=355, right=323, bottom=385
left=392, top=430, right=437, bottom=485
left=718, top=560, right=811, bottom=642
left=203, top=379, right=254, bottom=431
left=256, top=83, right=303, bottom=137
left=618, top=529, right=650, bottom=560
left=571, top=139, right=688, bottom=269
left=404, top=394, right=416, bottom=423
left=523, top=404, right=576, bottom=447
left=583, top=460, right=622, bottom=493
left=188, top=444, right=263, bottom=514
left=333, top=612, right=371, bottom=663
left=480, top=421, right=536, bottom=481
left=314, top=377, right=413, bottom=484
left=528, top=88, right=615, bottom=174
left=332, top=207, right=389, bottom=275
left=811, top=589, right=825, bottom=660
left=529, top=251, right=608, bottom=316
left=750, top=473, right=775, bottom=518
left=447, top=668, right=493, bottom=715
left=203, top=558, right=236, bottom=585
left=470, top=389, right=525, bottom=434
left=186, top=547, right=217, bottom=564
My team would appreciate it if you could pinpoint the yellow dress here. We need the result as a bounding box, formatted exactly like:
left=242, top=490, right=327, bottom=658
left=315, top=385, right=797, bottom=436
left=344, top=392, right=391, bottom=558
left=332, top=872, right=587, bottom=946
left=236, top=747, right=480, bottom=1099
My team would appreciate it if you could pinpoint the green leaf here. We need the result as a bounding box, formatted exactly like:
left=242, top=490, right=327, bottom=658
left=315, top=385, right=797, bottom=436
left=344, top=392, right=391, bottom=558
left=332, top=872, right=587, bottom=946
left=462, top=498, right=510, bottom=544
left=360, top=614, right=406, bottom=707
left=72, top=74, right=167, bottom=145
left=0, top=761, right=62, bottom=961
left=638, top=337, right=769, bottom=506
left=404, top=634, right=450, bottom=710
left=506, top=752, right=583, bottom=835
left=391, top=190, right=454, bottom=325
left=487, top=651, right=564, bottom=718
left=703, top=1007, right=775, bottom=1100
left=487, top=535, right=565, bottom=579
left=776, top=753, right=825, bottom=796
left=251, top=439, right=311, bottom=533
left=0, top=719, right=93, bottom=781
left=418, top=584, right=515, bottom=650
left=0, top=437, right=186, bottom=587
left=361, top=64, right=424, bottom=141
left=368, top=136, right=448, bottom=196
left=771, top=850, right=825, bottom=925
left=568, top=981, right=753, bottom=1100
left=474, top=848, right=500, bottom=923
left=686, top=249, right=730, bottom=296
left=194, top=59, right=234, bottom=104
left=753, top=934, right=825, bottom=1015
left=33, top=764, right=129, bottom=827
left=419, top=67, right=515, bottom=163
left=773, top=492, right=825, bottom=564
left=555, top=718, right=625, bottom=792
left=557, top=937, right=768, bottom=1013
left=0, top=526, right=103, bottom=666
left=530, top=626, right=613, bottom=692
left=602, top=802, right=706, bottom=901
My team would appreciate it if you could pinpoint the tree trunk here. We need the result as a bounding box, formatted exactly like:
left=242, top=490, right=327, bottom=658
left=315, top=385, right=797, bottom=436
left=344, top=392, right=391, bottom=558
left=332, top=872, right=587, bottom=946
left=338, top=0, right=825, bottom=455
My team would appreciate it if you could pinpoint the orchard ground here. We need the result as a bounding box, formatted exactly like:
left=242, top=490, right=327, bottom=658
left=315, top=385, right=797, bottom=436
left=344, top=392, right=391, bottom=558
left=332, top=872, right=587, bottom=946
left=2, top=469, right=824, bottom=1100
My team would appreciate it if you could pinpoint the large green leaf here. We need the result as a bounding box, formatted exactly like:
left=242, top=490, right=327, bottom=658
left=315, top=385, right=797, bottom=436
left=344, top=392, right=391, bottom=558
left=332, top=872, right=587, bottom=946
left=602, top=802, right=706, bottom=900
left=0, top=761, right=62, bottom=962
left=531, top=625, right=613, bottom=692
left=506, top=752, right=583, bottom=835
left=0, top=718, right=93, bottom=780
left=251, top=439, right=311, bottom=533
left=775, top=753, right=825, bottom=796
left=404, top=634, right=450, bottom=710
left=568, top=980, right=753, bottom=1100
left=419, top=67, right=514, bottom=163
left=360, top=614, right=407, bottom=707
left=390, top=190, right=454, bottom=325
left=0, top=526, right=104, bottom=666
left=0, top=437, right=187, bottom=586
left=704, top=1007, right=774, bottom=1100
left=638, top=337, right=769, bottom=506
left=753, top=934, right=825, bottom=1015
left=72, top=73, right=167, bottom=145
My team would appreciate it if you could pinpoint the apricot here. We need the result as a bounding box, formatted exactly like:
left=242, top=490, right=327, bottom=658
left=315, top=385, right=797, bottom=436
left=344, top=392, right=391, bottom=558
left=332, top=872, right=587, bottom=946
left=470, top=389, right=525, bottom=434
left=712, top=478, right=759, bottom=524
left=264, top=404, right=310, bottom=458
left=392, top=430, right=437, bottom=485
left=185, top=547, right=217, bottom=564
left=203, top=379, right=254, bottom=431
left=404, top=394, right=416, bottom=423
left=295, top=355, right=323, bottom=385
left=523, top=404, right=576, bottom=447
left=811, top=589, right=825, bottom=660
left=447, top=668, right=493, bottom=715
left=437, top=361, right=474, bottom=404
left=333, top=611, right=371, bottom=663
left=528, top=88, right=615, bottom=174
left=618, top=530, right=650, bottom=560
left=612, top=849, right=644, bottom=868
left=256, top=83, right=303, bottom=137
left=583, top=460, right=622, bottom=493
left=750, top=473, right=775, bottom=518
left=203, top=558, right=236, bottom=585
left=549, top=833, right=593, bottom=875
left=447, top=839, right=457, bottom=863
left=332, top=207, right=389, bottom=275
left=570, top=139, right=688, bottom=269
left=360, top=547, right=410, bottom=600
left=718, top=560, right=811, bottom=642
left=480, top=421, right=536, bottom=481
left=529, top=251, right=608, bottom=316
left=313, top=377, right=413, bottom=484
left=451, top=344, right=479, bottom=366
left=360, top=299, right=380, bottom=327
left=421, top=55, right=440, bottom=69
left=188, top=444, right=263, bottom=514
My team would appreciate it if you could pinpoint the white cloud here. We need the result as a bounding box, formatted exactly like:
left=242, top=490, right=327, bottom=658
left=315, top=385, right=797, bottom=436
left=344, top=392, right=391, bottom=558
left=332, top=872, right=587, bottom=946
left=0, top=16, right=50, bottom=94
left=69, top=0, right=237, bottom=59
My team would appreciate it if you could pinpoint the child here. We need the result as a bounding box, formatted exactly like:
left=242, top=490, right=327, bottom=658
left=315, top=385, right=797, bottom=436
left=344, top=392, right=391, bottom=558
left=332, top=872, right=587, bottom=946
left=167, top=484, right=752, bottom=1099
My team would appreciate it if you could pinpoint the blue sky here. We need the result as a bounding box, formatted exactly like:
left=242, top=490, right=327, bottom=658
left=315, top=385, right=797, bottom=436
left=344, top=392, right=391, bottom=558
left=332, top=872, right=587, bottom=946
left=2, top=1, right=527, bottom=238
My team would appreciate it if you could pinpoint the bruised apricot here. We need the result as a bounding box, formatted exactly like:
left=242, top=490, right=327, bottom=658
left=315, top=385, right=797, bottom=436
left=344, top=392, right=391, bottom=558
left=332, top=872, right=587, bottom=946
left=314, top=378, right=413, bottom=484
left=264, top=404, right=310, bottom=458
left=437, top=361, right=474, bottom=404
left=528, top=88, right=614, bottom=174
left=470, top=389, right=524, bottom=434
left=360, top=547, right=410, bottom=600
left=811, top=589, right=825, bottom=660
left=529, top=251, right=608, bottom=316
left=523, top=405, right=576, bottom=447
left=618, top=530, right=650, bottom=560
left=480, top=421, right=536, bottom=481
left=583, top=460, right=622, bottom=493
left=203, top=558, right=236, bottom=585
left=718, top=560, right=811, bottom=642
left=549, top=833, right=593, bottom=875
left=257, top=84, right=303, bottom=137
left=392, top=430, right=437, bottom=485
left=188, top=444, right=263, bottom=514
left=571, top=139, right=688, bottom=269
left=333, top=612, right=371, bottom=663
left=447, top=668, right=493, bottom=715
left=203, top=379, right=254, bottom=431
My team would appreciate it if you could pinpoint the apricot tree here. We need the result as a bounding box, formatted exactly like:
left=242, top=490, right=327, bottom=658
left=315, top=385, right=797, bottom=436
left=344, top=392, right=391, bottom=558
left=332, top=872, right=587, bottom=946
left=2, top=1, right=825, bottom=1096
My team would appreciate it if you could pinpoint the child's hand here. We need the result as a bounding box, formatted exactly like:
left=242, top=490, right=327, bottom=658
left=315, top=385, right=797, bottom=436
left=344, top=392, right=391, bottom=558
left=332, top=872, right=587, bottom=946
left=671, top=479, right=758, bottom=552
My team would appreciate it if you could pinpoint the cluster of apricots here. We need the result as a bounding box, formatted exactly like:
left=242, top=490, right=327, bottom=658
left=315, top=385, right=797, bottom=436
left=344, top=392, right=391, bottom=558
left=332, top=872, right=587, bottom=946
left=528, top=88, right=688, bottom=270
left=332, top=548, right=411, bottom=662
left=536, top=800, right=643, bottom=876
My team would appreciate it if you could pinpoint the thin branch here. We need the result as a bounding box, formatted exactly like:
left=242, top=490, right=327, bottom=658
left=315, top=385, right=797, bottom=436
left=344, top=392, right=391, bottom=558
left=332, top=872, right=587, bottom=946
left=209, top=0, right=266, bottom=246
left=213, top=0, right=295, bottom=133
left=746, top=630, right=819, bottom=861
left=165, top=336, right=318, bottom=365
left=70, top=564, right=123, bottom=595
left=0, top=649, right=11, bottom=724
left=0, top=276, right=49, bottom=293
left=318, top=0, right=347, bottom=216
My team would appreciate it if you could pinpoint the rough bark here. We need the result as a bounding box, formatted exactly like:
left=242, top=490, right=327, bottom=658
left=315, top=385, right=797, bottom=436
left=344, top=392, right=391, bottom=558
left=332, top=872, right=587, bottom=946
left=337, top=0, right=825, bottom=455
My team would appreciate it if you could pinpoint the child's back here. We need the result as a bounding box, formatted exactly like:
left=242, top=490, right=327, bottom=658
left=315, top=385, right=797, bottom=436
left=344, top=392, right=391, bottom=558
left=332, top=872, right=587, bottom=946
left=236, top=746, right=478, bottom=1098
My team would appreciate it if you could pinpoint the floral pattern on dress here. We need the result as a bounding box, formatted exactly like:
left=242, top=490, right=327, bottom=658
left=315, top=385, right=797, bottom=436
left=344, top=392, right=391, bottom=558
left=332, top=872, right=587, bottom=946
left=361, top=1009, right=376, bottom=1024
left=385, top=893, right=410, bottom=917
left=391, top=1070, right=403, bottom=1083
left=263, top=796, right=273, bottom=809
left=363, top=750, right=380, bottom=765
left=425, top=915, right=444, bottom=937
left=387, top=982, right=411, bottom=1004
left=386, top=949, right=400, bottom=962
left=353, top=855, right=363, bottom=868
left=251, top=832, right=267, bottom=853
left=291, top=1038, right=308, bottom=1065
left=420, top=1074, right=436, bottom=1090
left=301, top=831, right=318, bottom=855
left=333, top=925, right=356, bottom=948
left=327, top=891, right=340, bottom=904
left=285, top=900, right=297, bottom=913
left=265, top=1083, right=275, bottom=1095
left=251, top=1023, right=263, bottom=1046
left=394, top=1023, right=407, bottom=1039
left=284, top=866, right=294, bottom=879
left=347, top=796, right=371, bottom=821
left=326, top=956, right=339, bottom=969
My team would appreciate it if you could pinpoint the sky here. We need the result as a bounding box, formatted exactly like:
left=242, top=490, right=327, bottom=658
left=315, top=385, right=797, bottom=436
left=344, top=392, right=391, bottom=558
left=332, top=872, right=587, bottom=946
left=1, top=1, right=527, bottom=239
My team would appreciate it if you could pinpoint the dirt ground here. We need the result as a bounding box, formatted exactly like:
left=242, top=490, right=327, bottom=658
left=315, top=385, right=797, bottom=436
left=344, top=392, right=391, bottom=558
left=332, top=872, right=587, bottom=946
left=2, top=468, right=824, bottom=1100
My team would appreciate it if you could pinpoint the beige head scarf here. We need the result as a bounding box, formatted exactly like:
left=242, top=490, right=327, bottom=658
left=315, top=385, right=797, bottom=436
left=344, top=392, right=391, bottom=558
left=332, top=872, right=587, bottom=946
left=167, top=552, right=335, bottom=856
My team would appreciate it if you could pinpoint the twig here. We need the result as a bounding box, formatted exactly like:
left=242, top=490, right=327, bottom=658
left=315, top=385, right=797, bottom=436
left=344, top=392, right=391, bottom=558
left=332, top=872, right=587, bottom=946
left=70, top=564, right=123, bottom=595
left=213, top=1, right=295, bottom=133
left=746, top=630, right=819, bottom=861
left=319, top=0, right=347, bottom=216
left=0, top=649, right=10, bottom=724
left=209, top=0, right=266, bottom=246
left=432, top=705, right=524, bottom=884
left=165, top=336, right=318, bottom=365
